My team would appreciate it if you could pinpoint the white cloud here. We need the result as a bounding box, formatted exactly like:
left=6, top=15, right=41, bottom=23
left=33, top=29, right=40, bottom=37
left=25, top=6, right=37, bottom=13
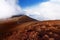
left=0, top=0, right=60, bottom=21
left=0, top=0, right=21, bottom=19
left=24, top=0, right=60, bottom=21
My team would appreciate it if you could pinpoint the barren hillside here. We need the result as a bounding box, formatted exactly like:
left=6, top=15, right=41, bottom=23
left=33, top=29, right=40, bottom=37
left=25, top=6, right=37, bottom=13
left=0, top=15, right=60, bottom=40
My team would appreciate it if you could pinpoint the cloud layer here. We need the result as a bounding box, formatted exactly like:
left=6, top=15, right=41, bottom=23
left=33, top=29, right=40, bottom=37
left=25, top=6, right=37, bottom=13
left=0, top=0, right=60, bottom=21
left=0, top=0, right=21, bottom=19
left=24, top=0, right=60, bottom=21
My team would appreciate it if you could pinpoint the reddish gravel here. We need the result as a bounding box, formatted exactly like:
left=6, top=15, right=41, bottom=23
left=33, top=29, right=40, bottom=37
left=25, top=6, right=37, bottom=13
left=0, top=16, right=60, bottom=40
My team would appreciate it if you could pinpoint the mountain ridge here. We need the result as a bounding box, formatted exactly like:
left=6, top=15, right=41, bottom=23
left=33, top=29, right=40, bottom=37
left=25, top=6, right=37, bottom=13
left=0, top=15, right=60, bottom=40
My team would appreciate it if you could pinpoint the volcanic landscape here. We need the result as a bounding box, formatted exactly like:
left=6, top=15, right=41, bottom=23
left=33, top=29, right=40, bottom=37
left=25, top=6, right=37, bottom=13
left=0, top=15, right=60, bottom=40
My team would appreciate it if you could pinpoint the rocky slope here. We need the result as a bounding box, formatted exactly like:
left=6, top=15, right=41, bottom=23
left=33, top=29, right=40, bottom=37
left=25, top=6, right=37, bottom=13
left=0, top=15, right=60, bottom=40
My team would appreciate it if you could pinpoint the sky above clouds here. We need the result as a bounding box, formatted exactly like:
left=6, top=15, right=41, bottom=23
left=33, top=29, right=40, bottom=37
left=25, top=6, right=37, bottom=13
left=18, top=0, right=48, bottom=8
left=0, top=0, right=60, bottom=21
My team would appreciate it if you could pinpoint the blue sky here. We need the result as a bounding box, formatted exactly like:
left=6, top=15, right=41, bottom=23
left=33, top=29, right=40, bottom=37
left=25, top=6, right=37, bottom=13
left=0, top=0, right=60, bottom=20
left=18, top=0, right=60, bottom=20
left=18, top=0, right=49, bottom=8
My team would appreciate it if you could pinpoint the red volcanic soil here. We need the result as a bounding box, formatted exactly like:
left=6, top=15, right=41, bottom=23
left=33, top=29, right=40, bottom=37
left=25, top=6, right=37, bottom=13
left=0, top=15, right=60, bottom=40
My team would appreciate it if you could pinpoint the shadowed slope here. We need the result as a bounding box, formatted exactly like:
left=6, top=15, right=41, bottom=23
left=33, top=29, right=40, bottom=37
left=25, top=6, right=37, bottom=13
left=0, top=15, right=60, bottom=40
left=0, top=15, right=36, bottom=32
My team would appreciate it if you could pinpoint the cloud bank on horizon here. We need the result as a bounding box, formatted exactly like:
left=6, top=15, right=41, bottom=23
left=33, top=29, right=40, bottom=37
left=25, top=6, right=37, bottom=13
left=0, top=0, right=60, bottom=21
left=24, top=0, right=60, bottom=20
left=0, top=0, right=21, bottom=19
